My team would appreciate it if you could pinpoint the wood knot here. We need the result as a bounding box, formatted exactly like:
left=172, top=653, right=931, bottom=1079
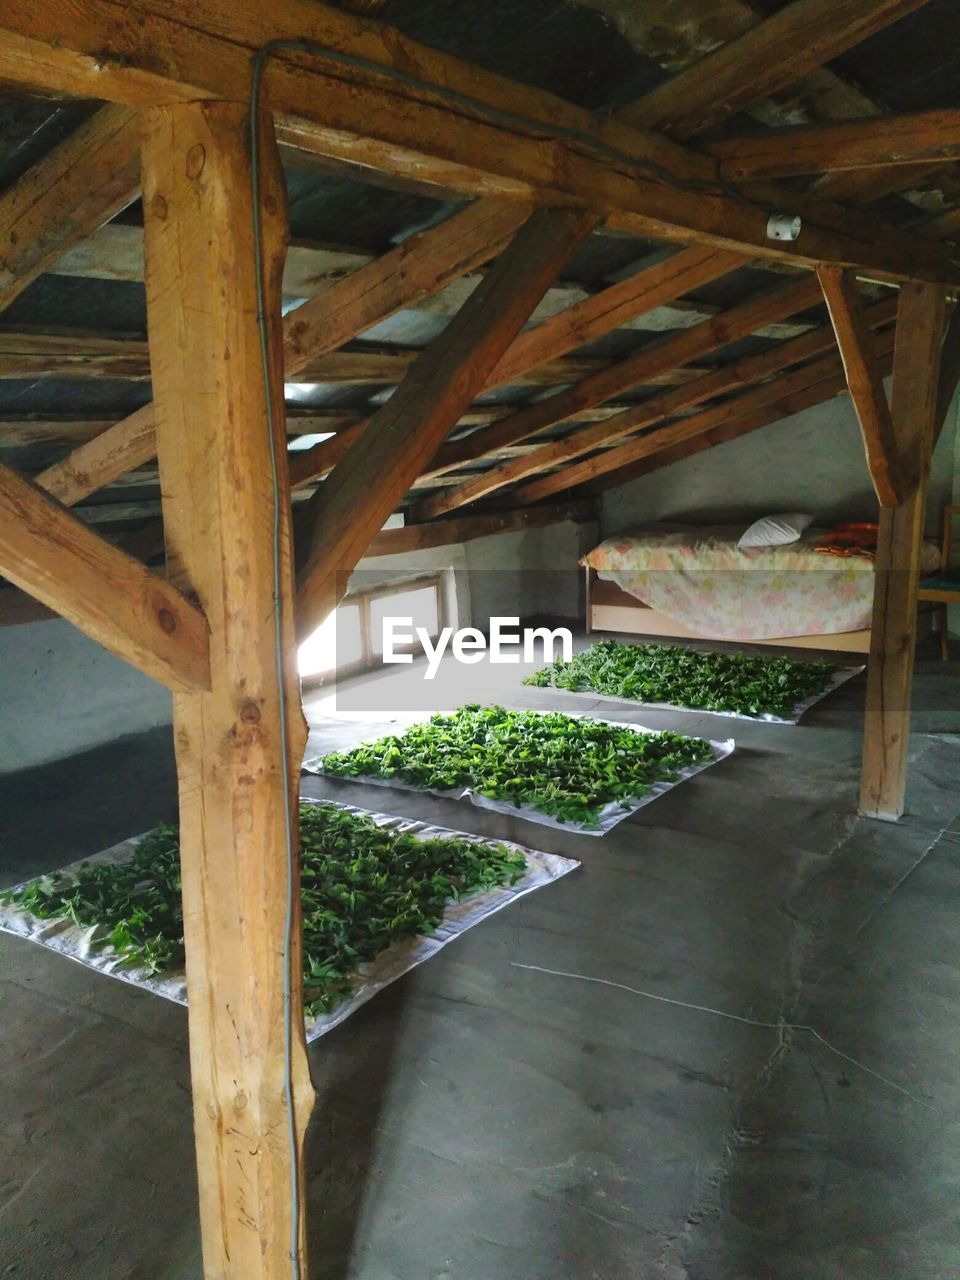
left=240, top=700, right=261, bottom=725
left=186, top=143, right=206, bottom=180
left=151, top=194, right=168, bottom=222
left=157, top=607, right=177, bottom=634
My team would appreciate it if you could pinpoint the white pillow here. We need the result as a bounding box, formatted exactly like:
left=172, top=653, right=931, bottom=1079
left=738, top=512, right=813, bottom=550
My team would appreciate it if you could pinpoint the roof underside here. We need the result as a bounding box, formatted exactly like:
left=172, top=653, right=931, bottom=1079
left=1, top=0, right=960, bottom=548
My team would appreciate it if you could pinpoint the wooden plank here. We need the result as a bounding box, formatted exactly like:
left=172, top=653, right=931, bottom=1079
left=0, top=330, right=150, bottom=379
left=0, top=461, right=209, bottom=692
left=0, top=2, right=953, bottom=283
left=282, top=198, right=529, bottom=373
left=713, top=109, right=960, bottom=181
left=295, top=207, right=595, bottom=637
left=425, top=273, right=825, bottom=477
left=0, top=333, right=616, bottom=385
left=818, top=266, right=905, bottom=505
left=811, top=161, right=948, bottom=205
left=141, top=101, right=314, bottom=1277
left=485, top=246, right=744, bottom=389
left=0, top=416, right=123, bottom=448
left=0, top=332, right=593, bottom=381
left=918, top=206, right=960, bottom=243
left=860, top=282, right=947, bottom=820
left=618, top=0, right=932, bottom=140
left=34, top=405, right=155, bottom=507
left=0, top=104, right=141, bottom=311
left=501, top=296, right=900, bottom=505
left=364, top=501, right=593, bottom=557
left=298, top=347, right=612, bottom=385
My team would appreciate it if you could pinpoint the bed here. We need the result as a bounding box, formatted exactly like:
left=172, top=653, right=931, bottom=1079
left=583, top=524, right=942, bottom=654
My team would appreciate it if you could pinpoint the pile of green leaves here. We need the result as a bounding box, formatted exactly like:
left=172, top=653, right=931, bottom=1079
left=524, top=640, right=838, bottom=719
left=318, top=704, right=714, bottom=826
left=0, top=804, right=527, bottom=1017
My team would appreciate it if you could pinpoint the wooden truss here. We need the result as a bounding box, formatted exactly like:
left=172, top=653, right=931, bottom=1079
left=0, top=0, right=958, bottom=1274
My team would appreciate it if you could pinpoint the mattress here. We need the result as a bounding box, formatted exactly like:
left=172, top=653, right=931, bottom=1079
left=583, top=525, right=941, bottom=641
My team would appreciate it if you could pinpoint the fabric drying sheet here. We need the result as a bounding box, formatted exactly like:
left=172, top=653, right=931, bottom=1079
left=304, top=712, right=734, bottom=835
left=526, top=663, right=864, bottom=725
left=0, top=798, right=579, bottom=1043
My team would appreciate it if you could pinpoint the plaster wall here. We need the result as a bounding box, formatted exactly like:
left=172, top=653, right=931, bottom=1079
left=601, top=387, right=957, bottom=536
left=0, top=619, right=173, bottom=774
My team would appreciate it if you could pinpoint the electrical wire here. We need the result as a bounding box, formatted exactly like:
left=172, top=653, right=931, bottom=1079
left=249, top=47, right=303, bottom=1280
left=242, top=32, right=806, bottom=1279
left=249, top=36, right=773, bottom=210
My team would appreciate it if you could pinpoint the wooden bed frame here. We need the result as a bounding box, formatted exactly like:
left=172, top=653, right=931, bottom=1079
left=584, top=567, right=874, bottom=654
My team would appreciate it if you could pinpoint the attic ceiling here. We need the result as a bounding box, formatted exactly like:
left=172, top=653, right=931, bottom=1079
left=0, top=0, right=959, bottom=554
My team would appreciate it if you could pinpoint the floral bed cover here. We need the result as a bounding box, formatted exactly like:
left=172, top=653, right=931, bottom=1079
left=584, top=526, right=940, bottom=641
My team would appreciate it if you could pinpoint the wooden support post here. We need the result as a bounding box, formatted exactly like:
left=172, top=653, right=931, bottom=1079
left=860, top=282, right=947, bottom=821
left=141, top=102, right=314, bottom=1276
left=818, top=265, right=905, bottom=505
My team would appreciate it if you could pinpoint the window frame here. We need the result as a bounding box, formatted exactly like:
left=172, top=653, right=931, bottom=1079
left=301, top=573, right=445, bottom=686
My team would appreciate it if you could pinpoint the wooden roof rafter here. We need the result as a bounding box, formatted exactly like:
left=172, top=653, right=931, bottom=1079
left=417, top=294, right=899, bottom=513
left=712, top=110, right=960, bottom=182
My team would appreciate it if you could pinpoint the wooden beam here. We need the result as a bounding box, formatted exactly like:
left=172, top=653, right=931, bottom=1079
left=860, top=282, right=947, bottom=821
left=364, top=501, right=593, bottom=557
left=0, top=330, right=151, bottom=379
left=713, top=109, right=960, bottom=181
left=818, top=266, right=905, bottom=505
left=34, top=405, right=156, bottom=507
left=429, top=297, right=899, bottom=513
left=811, top=161, right=948, bottom=206
left=0, top=104, right=141, bottom=311
left=0, top=2, right=953, bottom=283
left=485, top=246, right=745, bottom=389
left=425, top=274, right=826, bottom=478
left=0, top=461, right=209, bottom=692
left=295, top=207, right=595, bottom=637
left=618, top=0, right=933, bottom=140
left=0, top=332, right=620, bottom=385
left=142, top=102, right=314, bottom=1276
left=282, top=198, right=529, bottom=373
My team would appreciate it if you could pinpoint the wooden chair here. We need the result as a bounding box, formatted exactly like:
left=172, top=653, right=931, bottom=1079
left=918, top=505, right=960, bottom=659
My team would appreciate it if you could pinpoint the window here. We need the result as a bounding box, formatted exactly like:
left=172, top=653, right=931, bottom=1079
left=298, top=576, right=443, bottom=682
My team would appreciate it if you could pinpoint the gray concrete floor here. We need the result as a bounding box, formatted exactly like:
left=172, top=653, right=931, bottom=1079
left=2, top=635, right=959, bottom=1279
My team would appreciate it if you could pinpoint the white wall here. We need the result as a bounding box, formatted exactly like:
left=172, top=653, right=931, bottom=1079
left=0, top=618, right=172, bottom=773
left=350, top=516, right=598, bottom=631
left=601, top=388, right=957, bottom=537
left=460, top=518, right=597, bottom=623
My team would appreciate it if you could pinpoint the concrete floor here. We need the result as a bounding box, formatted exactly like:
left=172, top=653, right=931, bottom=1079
left=2, top=636, right=959, bottom=1279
